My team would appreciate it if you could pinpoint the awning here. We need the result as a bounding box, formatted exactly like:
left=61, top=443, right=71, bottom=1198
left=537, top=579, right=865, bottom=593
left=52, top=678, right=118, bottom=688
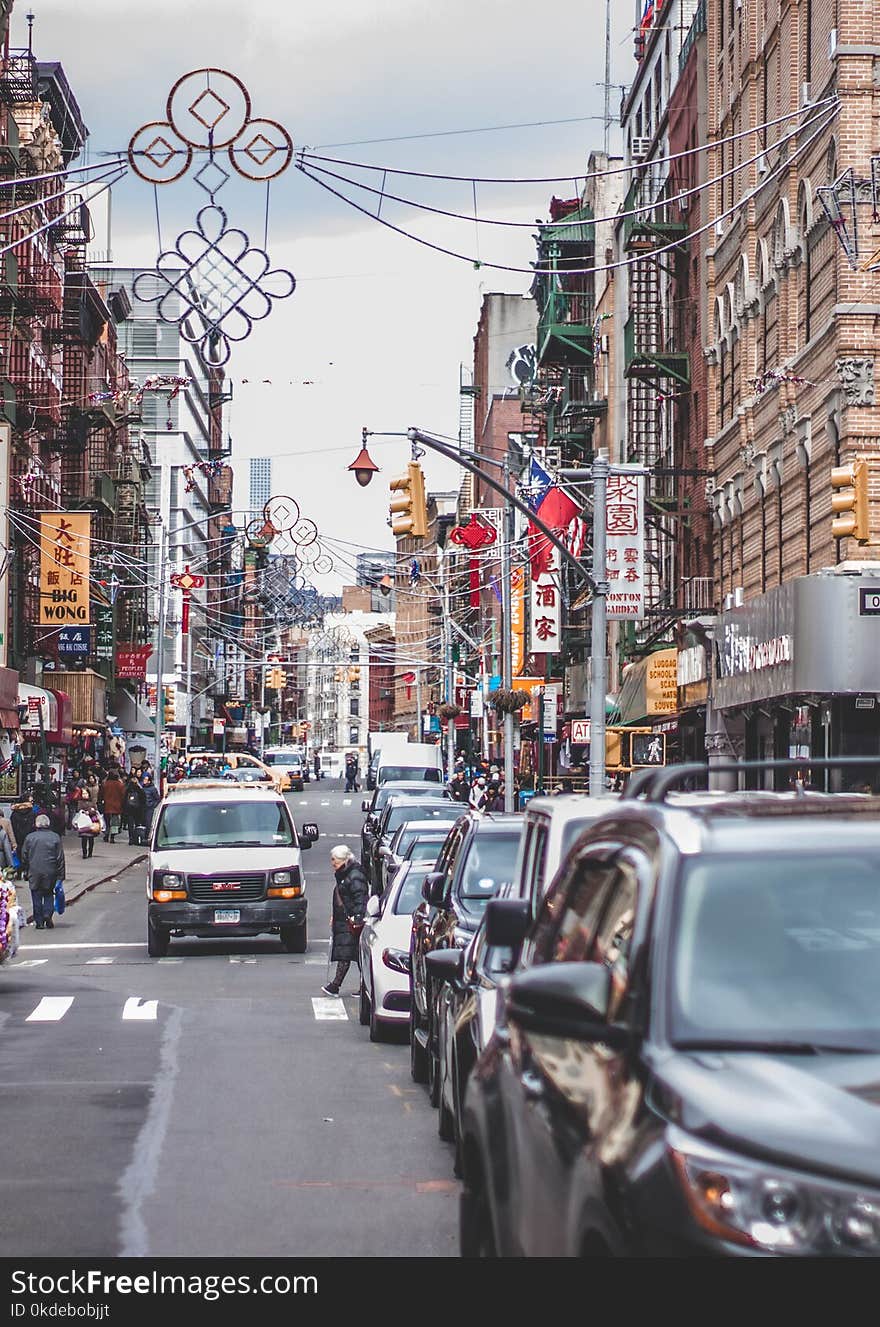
left=18, top=683, right=58, bottom=736
left=46, top=689, right=73, bottom=745
left=0, top=666, right=20, bottom=715
left=615, top=649, right=678, bottom=725
left=110, top=687, right=155, bottom=735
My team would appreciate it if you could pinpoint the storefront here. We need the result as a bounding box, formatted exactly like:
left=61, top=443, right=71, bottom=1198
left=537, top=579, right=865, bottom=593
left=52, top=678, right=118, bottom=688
left=0, top=666, right=20, bottom=798
left=713, top=569, right=880, bottom=789
left=676, top=638, right=711, bottom=764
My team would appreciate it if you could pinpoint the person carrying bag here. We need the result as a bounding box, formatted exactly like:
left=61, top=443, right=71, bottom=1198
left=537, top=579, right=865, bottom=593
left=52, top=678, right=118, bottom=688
left=321, top=845, right=368, bottom=996
left=73, top=805, right=103, bottom=859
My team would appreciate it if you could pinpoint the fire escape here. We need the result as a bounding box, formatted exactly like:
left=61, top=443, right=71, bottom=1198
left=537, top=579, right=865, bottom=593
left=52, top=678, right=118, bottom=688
left=622, top=179, right=690, bottom=644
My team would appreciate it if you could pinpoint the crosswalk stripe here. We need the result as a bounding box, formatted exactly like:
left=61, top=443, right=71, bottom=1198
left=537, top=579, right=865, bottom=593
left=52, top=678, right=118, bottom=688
left=19, top=942, right=143, bottom=951
left=122, top=998, right=158, bottom=1021
left=312, top=997, right=348, bottom=1020
left=228, top=956, right=256, bottom=964
left=13, top=959, right=48, bottom=968
left=86, top=957, right=115, bottom=965
left=26, top=997, right=74, bottom=1022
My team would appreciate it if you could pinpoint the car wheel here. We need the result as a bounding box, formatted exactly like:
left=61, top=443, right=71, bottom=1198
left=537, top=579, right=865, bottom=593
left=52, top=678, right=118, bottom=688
left=280, top=921, right=308, bottom=953
left=409, top=1005, right=429, bottom=1084
left=359, top=974, right=370, bottom=1026
left=147, top=922, right=170, bottom=958
left=460, top=1182, right=496, bottom=1258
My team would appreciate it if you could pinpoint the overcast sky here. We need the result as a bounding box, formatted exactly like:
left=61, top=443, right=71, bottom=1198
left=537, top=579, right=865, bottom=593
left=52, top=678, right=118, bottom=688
left=20, top=0, right=633, bottom=590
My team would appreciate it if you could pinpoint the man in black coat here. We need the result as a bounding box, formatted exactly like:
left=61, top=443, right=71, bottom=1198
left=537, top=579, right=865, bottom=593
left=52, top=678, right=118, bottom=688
left=21, top=813, right=66, bottom=930
left=322, top=845, right=368, bottom=996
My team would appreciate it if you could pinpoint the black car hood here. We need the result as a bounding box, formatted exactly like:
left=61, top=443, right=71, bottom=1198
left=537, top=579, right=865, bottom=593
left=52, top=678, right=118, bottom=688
left=655, top=1049, right=880, bottom=1186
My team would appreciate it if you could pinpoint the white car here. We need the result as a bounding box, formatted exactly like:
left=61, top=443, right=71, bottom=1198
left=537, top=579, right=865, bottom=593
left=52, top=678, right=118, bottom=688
left=358, top=860, right=429, bottom=1041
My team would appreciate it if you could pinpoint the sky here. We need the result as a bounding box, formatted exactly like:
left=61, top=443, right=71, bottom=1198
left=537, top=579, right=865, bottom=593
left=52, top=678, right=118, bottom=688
left=16, top=0, right=634, bottom=592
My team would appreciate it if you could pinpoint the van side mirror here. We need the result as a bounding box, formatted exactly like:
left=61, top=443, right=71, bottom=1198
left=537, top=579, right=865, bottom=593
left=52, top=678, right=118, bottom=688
left=362, top=800, right=371, bottom=813
left=299, top=823, right=319, bottom=849
left=484, top=898, right=531, bottom=949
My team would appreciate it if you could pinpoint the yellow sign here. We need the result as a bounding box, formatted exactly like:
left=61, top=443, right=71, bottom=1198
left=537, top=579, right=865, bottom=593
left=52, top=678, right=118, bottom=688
left=511, top=567, right=526, bottom=676
left=645, top=648, right=678, bottom=715
left=511, top=676, right=546, bottom=723
left=38, top=511, right=91, bottom=625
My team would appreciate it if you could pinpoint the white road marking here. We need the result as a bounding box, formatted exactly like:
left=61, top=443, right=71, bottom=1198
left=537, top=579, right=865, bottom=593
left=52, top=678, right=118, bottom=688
left=19, top=942, right=143, bottom=951
left=26, top=997, right=74, bottom=1022
left=342, top=799, right=352, bottom=806
left=12, top=958, right=48, bottom=968
left=304, top=957, right=327, bottom=965
left=119, top=1006, right=183, bottom=1256
left=122, top=998, right=158, bottom=1021
left=298, top=800, right=308, bottom=806
left=228, top=956, right=256, bottom=964
left=86, top=957, right=115, bottom=965
left=312, top=997, right=348, bottom=1020
left=320, top=800, right=330, bottom=806
left=157, top=957, right=183, bottom=964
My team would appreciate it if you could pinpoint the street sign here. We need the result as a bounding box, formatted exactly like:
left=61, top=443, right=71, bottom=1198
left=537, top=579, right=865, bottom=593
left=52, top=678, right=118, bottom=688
left=631, top=732, right=666, bottom=766
left=571, top=718, right=591, bottom=744
left=116, top=644, right=154, bottom=680
left=95, top=606, right=114, bottom=661
left=859, top=588, right=880, bottom=615
left=58, top=626, right=91, bottom=658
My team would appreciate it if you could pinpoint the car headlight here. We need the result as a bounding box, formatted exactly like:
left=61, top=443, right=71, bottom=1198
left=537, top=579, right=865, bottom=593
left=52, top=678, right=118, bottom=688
left=382, top=947, right=411, bottom=974
left=669, top=1128, right=880, bottom=1254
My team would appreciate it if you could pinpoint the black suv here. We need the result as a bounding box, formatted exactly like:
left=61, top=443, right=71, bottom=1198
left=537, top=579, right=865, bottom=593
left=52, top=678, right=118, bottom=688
left=360, top=781, right=450, bottom=870
left=409, top=811, right=521, bottom=1102
left=460, top=760, right=880, bottom=1258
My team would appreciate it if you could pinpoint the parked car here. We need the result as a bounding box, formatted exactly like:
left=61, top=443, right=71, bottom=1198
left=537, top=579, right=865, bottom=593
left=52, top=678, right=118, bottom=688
left=367, top=797, right=461, bottom=894
left=511, top=794, right=622, bottom=923
left=431, top=882, right=519, bottom=1171
left=360, top=780, right=451, bottom=870
left=377, top=820, right=452, bottom=895
left=409, top=811, right=522, bottom=1102
left=358, top=859, right=431, bottom=1041
left=459, top=762, right=880, bottom=1257
left=147, top=782, right=319, bottom=957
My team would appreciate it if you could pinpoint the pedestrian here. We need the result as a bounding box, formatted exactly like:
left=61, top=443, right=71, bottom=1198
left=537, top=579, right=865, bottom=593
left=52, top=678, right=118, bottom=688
left=485, top=782, right=505, bottom=812
left=20, top=813, right=65, bottom=930
left=123, top=774, right=147, bottom=845
left=84, top=772, right=100, bottom=808
left=469, top=775, right=488, bottom=812
left=322, top=844, right=368, bottom=996
left=141, top=773, right=161, bottom=838
left=73, top=804, right=102, bottom=858
left=0, top=803, right=18, bottom=857
left=100, top=769, right=125, bottom=842
left=344, top=753, right=359, bottom=793
left=10, top=797, right=35, bottom=855
left=313, top=752, right=321, bottom=781
left=448, top=769, right=470, bottom=803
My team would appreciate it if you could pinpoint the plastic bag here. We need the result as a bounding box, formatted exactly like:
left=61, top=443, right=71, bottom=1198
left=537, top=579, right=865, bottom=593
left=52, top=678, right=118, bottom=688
left=54, top=879, right=66, bottom=915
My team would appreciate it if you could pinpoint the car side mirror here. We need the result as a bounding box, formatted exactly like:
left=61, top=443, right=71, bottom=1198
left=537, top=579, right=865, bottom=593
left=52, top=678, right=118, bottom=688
left=484, top=898, right=531, bottom=949
left=426, top=948, right=465, bottom=985
left=506, top=963, right=627, bottom=1048
left=362, top=800, right=371, bottom=813
left=422, top=871, right=447, bottom=907
left=365, top=895, right=380, bottom=919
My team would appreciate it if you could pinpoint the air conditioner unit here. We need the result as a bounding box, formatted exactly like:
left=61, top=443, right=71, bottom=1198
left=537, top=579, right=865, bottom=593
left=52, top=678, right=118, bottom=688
left=733, top=586, right=744, bottom=607
left=677, top=191, right=689, bottom=213
left=600, top=335, right=609, bottom=353
left=800, top=81, right=812, bottom=108
left=829, top=27, right=838, bottom=58
left=631, top=137, right=652, bottom=161
left=722, top=593, right=734, bottom=611
left=757, top=153, right=769, bottom=176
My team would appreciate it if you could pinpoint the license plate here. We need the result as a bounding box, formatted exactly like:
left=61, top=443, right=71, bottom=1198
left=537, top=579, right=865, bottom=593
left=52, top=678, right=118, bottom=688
left=214, top=909, right=241, bottom=924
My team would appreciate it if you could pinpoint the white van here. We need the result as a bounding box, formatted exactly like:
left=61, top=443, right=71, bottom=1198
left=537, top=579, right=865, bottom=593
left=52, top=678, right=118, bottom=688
left=319, top=751, right=345, bottom=781
left=375, top=742, right=444, bottom=787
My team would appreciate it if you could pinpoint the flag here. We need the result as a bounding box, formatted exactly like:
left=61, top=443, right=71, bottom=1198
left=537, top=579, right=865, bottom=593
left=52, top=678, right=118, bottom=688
left=524, top=455, right=553, bottom=512
left=527, top=484, right=581, bottom=581
left=640, top=0, right=654, bottom=36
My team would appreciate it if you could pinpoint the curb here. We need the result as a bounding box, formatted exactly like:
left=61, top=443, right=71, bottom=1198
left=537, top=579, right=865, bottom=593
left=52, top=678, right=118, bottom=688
left=24, top=853, right=147, bottom=925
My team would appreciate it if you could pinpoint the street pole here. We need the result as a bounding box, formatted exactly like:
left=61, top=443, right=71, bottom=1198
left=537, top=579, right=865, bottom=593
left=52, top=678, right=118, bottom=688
left=185, top=625, right=192, bottom=755
left=501, top=456, right=515, bottom=812
left=443, top=560, right=455, bottom=783
left=415, top=666, right=421, bottom=742
left=589, top=451, right=609, bottom=798
left=260, top=665, right=266, bottom=759
left=153, top=521, right=167, bottom=785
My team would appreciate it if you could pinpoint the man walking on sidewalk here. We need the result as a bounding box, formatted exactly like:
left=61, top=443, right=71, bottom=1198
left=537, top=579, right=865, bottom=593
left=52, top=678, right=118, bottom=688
left=21, top=813, right=65, bottom=931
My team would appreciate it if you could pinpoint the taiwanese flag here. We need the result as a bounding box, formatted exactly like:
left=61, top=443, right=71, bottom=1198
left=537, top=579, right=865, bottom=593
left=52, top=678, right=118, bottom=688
left=527, top=485, right=581, bottom=581
left=640, top=0, right=654, bottom=35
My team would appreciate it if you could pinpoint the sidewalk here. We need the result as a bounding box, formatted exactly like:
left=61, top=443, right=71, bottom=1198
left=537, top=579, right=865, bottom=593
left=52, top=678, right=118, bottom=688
left=21, top=837, right=146, bottom=921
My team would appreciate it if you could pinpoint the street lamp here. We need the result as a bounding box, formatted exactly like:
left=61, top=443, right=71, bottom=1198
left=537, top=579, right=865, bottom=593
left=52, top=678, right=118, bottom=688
left=348, top=430, right=380, bottom=487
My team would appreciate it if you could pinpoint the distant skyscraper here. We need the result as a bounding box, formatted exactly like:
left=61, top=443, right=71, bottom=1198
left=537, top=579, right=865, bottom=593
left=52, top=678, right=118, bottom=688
left=249, top=457, right=272, bottom=513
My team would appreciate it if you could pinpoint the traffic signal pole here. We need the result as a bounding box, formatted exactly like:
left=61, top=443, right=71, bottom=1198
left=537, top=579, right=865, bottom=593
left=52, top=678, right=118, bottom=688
left=153, top=520, right=168, bottom=785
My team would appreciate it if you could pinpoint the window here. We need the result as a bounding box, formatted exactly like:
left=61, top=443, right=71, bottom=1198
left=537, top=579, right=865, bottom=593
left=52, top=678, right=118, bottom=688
left=532, top=855, right=617, bottom=965
left=349, top=698, right=359, bottom=717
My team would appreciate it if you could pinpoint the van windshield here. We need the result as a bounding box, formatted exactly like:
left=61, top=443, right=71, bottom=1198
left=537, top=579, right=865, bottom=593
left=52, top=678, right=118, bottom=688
left=378, top=766, right=441, bottom=784
left=156, top=801, right=295, bottom=848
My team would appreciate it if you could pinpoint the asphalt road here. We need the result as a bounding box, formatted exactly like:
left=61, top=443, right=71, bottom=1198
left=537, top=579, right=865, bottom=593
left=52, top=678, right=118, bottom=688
left=0, top=785, right=459, bottom=1258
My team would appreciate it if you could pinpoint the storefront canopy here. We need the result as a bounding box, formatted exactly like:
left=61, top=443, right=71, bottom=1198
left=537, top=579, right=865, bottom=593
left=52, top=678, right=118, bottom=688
left=614, top=649, right=678, bottom=726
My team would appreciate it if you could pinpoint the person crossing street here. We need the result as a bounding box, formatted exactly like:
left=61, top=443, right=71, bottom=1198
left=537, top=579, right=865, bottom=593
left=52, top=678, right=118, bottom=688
left=322, top=845, right=368, bottom=996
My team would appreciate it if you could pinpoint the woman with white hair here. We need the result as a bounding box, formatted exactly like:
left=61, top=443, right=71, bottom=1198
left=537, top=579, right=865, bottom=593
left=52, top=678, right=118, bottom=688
left=322, top=844, right=369, bottom=997
left=20, top=813, right=66, bottom=931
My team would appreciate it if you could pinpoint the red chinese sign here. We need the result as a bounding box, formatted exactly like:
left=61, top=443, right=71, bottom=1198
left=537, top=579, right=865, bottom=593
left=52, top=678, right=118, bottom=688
left=116, top=644, right=154, bottom=680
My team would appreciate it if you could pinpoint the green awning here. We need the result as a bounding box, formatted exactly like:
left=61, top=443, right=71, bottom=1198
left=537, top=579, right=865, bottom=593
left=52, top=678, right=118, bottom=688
left=540, top=206, right=594, bottom=247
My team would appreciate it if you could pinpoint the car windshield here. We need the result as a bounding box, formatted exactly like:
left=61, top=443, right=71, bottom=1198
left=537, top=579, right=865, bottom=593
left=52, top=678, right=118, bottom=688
left=670, top=852, right=880, bottom=1052
left=386, top=805, right=458, bottom=833
left=458, top=832, right=520, bottom=916
left=406, top=836, right=446, bottom=863
left=394, top=867, right=430, bottom=914
left=379, top=766, right=441, bottom=784
left=156, top=801, right=294, bottom=848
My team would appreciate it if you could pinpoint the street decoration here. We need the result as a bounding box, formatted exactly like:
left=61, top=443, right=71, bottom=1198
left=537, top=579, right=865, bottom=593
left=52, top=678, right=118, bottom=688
left=169, top=565, right=206, bottom=635
left=449, top=513, right=498, bottom=550
left=129, top=70, right=296, bottom=365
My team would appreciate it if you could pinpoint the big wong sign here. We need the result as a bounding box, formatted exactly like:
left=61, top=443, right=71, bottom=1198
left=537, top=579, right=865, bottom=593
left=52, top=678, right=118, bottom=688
left=38, top=511, right=91, bottom=625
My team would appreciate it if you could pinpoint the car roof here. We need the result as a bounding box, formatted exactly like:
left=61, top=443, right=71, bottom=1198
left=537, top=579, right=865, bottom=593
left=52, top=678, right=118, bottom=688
left=162, top=782, right=284, bottom=803
left=396, top=820, right=454, bottom=833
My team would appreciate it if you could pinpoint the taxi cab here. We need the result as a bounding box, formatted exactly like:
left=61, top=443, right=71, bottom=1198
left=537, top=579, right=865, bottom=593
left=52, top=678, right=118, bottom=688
left=175, top=750, right=290, bottom=793
left=147, top=781, right=318, bottom=956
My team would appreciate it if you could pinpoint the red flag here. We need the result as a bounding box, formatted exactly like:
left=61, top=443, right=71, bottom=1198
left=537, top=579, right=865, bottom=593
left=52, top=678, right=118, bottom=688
left=528, top=485, right=581, bottom=580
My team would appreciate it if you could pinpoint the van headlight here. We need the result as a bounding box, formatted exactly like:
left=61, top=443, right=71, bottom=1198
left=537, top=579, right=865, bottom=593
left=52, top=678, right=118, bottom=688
left=154, top=871, right=183, bottom=890
left=268, top=867, right=302, bottom=897
left=669, top=1128, right=880, bottom=1254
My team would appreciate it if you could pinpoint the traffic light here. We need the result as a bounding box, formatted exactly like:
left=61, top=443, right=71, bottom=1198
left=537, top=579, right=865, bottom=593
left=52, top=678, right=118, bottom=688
left=348, top=667, right=361, bottom=685
left=163, top=686, right=175, bottom=726
left=266, top=667, right=287, bottom=690
left=389, top=461, right=428, bottom=539
left=831, top=456, right=870, bottom=542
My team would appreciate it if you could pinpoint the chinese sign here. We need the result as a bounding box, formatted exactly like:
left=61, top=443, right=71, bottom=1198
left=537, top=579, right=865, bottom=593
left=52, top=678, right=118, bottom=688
left=58, top=627, right=91, bottom=658
left=95, top=607, right=114, bottom=662
left=529, top=545, right=561, bottom=654
left=605, top=471, right=645, bottom=620
left=511, top=567, right=526, bottom=676
left=38, top=511, right=91, bottom=625
left=116, top=644, right=153, bottom=680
